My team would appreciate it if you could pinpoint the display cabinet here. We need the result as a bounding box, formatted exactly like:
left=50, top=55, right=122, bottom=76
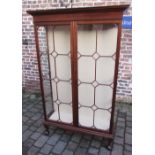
left=27, top=5, right=129, bottom=148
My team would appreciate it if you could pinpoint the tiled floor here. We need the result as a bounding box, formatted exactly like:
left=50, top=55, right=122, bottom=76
left=22, top=92, right=132, bottom=155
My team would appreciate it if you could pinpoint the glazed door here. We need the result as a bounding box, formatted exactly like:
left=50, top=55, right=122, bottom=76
left=77, top=23, right=118, bottom=131
left=36, top=22, right=119, bottom=131
left=37, top=24, right=73, bottom=124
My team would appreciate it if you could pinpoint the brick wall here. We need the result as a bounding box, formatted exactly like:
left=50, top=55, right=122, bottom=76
left=22, top=0, right=132, bottom=103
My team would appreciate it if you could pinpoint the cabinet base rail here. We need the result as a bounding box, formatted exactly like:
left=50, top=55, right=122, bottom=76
left=43, top=119, right=115, bottom=139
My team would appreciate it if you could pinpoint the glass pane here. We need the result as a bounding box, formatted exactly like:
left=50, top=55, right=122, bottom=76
left=78, top=24, right=118, bottom=131
left=47, top=25, right=72, bottom=124
left=96, top=57, right=115, bottom=84
left=97, top=24, right=118, bottom=56
left=38, top=25, right=72, bottom=124
left=78, top=57, right=95, bottom=82
left=56, top=55, right=71, bottom=80
left=38, top=26, right=54, bottom=116
left=78, top=25, right=96, bottom=55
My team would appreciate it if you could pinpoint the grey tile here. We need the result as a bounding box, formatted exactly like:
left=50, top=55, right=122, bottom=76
left=22, top=145, right=28, bottom=155
left=88, top=147, right=99, bottom=155
left=114, top=136, right=124, bottom=145
left=40, top=144, right=52, bottom=154
left=125, top=133, right=132, bottom=145
left=116, top=127, right=125, bottom=138
left=67, top=141, right=78, bottom=151
left=22, top=125, right=29, bottom=133
left=23, top=130, right=33, bottom=142
left=79, top=138, right=90, bottom=148
left=27, top=146, right=39, bottom=155
left=117, top=117, right=125, bottom=122
left=71, top=134, right=82, bottom=143
left=47, top=133, right=61, bottom=145
left=126, top=121, right=132, bottom=127
left=126, top=127, right=132, bottom=134
left=75, top=147, right=87, bottom=155
left=52, top=141, right=67, bottom=154
left=61, top=133, right=71, bottom=142
left=36, top=126, right=45, bottom=133
left=30, top=94, right=36, bottom=100
left=62, top=149, right=73, bottom=155
left=31, top=132, right=41, bottom=140
left=34, top=120, right=42, bottom=128
left=99, top=147, right=110, bottom=155
left=117, top=121, right=125, bottom=128
left=126, top=116, right=132, bottom=122
left=111, top=144, right=123, bottom=155
left=22, top=116, right=29, bottom=122
left=124, top=150, right=132, bottom=155
left=91, top=139, right=101, bottom=148
left=24, top=138, right=35, bottom=148
left=127, top=113, right=132, bottom=117
left=125, top=144, right=132, bottom=152
left=118, top=111, right=126, bottom=117
left=34, top=135, right=49, bottom=148
left=29, top=126, right=37, bottom=132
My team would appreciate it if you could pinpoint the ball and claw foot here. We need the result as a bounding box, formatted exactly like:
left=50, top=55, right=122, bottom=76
left=44, top=125, right=50, bottom=135
left=106, top=140, right=113, bottom=151
left=44, top=129, right=49, bottom=135
left=107, top=144, right=112, bottom=151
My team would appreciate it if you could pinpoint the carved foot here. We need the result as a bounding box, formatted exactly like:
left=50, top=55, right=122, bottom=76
left=44, top=129, right=49, bottom=135
left=44, top=125, right=50, bottom=135
left=106, top=139, right=113, bottom=151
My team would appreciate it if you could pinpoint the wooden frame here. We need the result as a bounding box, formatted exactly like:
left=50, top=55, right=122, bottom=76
left=27, top=5, right=129, bottom=144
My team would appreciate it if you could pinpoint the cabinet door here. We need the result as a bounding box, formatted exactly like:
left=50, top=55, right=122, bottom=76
left=77, top=24, right=118, bottom=131
left=38, top=25, right=73, bottom=124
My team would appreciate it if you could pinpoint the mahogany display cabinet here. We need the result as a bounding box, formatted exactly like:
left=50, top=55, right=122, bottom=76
left=27, top=5, right=129, bottom=147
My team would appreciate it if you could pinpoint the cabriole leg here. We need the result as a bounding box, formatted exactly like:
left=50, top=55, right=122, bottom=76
left=106, top=138, right=113, bottom=151
left=44, top=124, right=50, bottom=135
